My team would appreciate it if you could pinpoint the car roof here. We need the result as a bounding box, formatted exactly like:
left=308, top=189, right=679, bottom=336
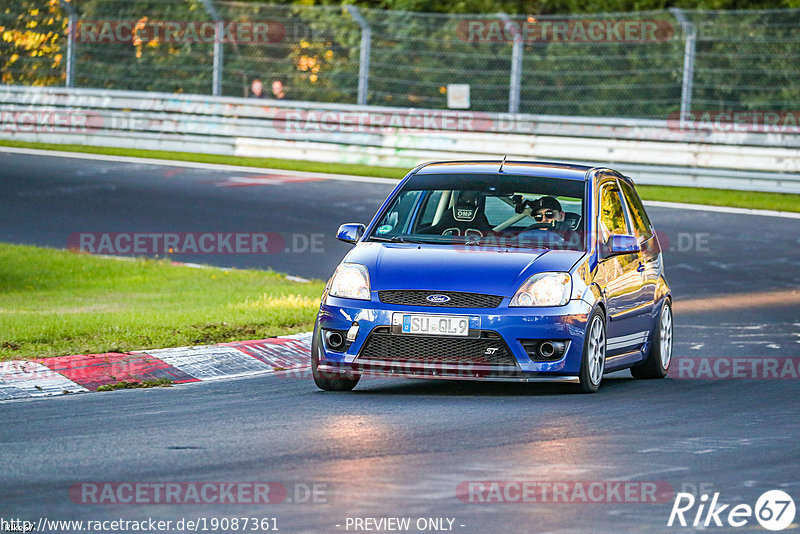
left=413, top=160, right=597, bottom=181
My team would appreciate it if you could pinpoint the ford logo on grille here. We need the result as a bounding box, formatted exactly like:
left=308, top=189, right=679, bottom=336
left=426, top=294, right=451, bottom=303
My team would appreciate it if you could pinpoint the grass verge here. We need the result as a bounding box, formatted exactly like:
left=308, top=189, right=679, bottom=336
left=97, top=379, right=173, bottom=391
left=2, top=139, right=798, bottom=212
left=0, top=243, right=325, bottom=361
left=0, top=139, right=405, bottom=179
left=636, top=185, right=800, bottom=213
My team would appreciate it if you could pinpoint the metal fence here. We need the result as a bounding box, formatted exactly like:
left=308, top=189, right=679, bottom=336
left=2, top=2, right=800, bottom=119
left=3, top=85, right=800, bottom=192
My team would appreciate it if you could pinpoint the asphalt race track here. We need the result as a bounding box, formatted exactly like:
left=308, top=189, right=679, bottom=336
left=1, top=150, right=800, bottom=533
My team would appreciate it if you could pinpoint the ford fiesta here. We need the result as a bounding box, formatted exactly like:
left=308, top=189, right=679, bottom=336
left=312, top=160, right=672, bottom=393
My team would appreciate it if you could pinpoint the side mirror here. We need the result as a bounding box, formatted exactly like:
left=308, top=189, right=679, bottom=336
left=603, top=234, right=640, bottom=258
left=336, top=223, right=365, bottom=244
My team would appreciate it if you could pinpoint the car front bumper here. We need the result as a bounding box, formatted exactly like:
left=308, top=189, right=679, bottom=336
left=317, top=295, right=593, bottom=381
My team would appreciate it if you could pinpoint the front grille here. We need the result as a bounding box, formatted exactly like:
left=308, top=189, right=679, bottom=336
left=378, top=290, right=503, bottom=308
left=357, top=329, right=517, bottom=367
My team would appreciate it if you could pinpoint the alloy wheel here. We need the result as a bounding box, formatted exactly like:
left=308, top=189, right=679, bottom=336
left=587, top=315, right=606, bottom=385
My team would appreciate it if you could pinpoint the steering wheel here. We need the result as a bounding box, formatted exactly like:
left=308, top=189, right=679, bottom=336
left=516, top=223, right=567, bottom=246
left=521, top=222, right=557, bottom=231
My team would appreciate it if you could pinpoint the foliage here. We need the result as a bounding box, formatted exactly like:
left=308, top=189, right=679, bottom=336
left=304, top=0, right=800, bottom=14
left=0, top=0, right=67, bottom=85
left=69, top=0, right=216, bottom=93
left=96, top=378, right=173, bottom=391
left=3, top=1, right=800, bottom=117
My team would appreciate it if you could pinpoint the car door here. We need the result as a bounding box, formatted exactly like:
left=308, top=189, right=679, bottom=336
left=594, top=179, right=650, bottom=354
left=619, top=180, right=658, bottom=315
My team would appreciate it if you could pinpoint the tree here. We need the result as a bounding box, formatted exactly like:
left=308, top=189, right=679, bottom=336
left=0, top=0, right=67, bottom=85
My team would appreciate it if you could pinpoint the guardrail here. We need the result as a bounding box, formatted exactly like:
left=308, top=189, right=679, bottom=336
left=2, top=85, right=799, bottom=193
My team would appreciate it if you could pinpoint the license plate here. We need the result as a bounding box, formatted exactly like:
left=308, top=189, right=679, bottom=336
left=402, top=314, right=470, bottom=336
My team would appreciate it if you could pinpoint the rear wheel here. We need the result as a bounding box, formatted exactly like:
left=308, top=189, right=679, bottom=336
left=631, top=299, right=672, bottom=379
left=578, top=308, right=606, bottom=393
left=311, top=318, right=360, bottom=391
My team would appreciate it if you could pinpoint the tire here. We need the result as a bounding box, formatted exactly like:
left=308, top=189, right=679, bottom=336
left=311, top=318, right=360, bottom=391
left=631, top=299, right=673, bottom=379
left=578, top=308, right=606, bottom=393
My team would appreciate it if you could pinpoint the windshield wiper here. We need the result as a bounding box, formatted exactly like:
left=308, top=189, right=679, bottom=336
left=368, top=235, right=407, bottom=243
left=368, top=235, right=438, bottom=245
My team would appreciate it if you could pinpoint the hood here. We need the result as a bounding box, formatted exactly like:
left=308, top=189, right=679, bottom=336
left=343, top=242, right=585, bottom=297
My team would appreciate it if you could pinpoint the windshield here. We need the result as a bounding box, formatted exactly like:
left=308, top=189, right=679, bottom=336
left=367, top=174, right=586, bottom=251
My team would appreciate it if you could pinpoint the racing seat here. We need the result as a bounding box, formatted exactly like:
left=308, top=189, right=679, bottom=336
left=561, top=212, right=581, bottom=231
left=422, top=191, right=490, bottom=236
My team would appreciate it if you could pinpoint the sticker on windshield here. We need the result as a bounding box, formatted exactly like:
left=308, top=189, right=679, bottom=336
left=377, top=225, right=393, bottom=234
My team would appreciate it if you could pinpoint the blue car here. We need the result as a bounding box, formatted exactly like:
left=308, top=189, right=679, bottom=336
left=313, top=160, right=673, bottom=393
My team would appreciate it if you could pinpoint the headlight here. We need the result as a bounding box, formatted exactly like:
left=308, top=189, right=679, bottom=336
left=329, top=263, right=371, bottom=301
left=510, top=272, right=572, bottom=307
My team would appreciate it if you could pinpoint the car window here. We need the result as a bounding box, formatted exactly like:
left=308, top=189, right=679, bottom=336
left=375, top=190, right=423, bottom=234
left=366, top=174, right=586, bottom=250
left=620, top=182, right=653, bottom=240
left=412, top=190, right=584, bottom=234
left=598, top=185, right=629, bottom=243
left=483, top=196, right=514, bottom=226
left=418, top=190, right=444, bottom=226
left=483, top=196, right=582, bottom=229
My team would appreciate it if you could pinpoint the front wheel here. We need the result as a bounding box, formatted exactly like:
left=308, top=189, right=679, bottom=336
left=631, top=299, right=673, bottom=379
left=311, top=318, right=360, bottom=391
left=578, top=308, right=606, bottom=393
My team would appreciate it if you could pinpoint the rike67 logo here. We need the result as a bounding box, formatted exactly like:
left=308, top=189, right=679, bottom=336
left=668, top=490, right=795, bottom=531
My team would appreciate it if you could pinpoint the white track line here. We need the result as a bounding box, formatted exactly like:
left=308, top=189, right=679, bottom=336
left=0, top=146, right=398, bottom=185
left=644, top=200, right=800, bottom=219
left=2, top=145, right=798, bottom=218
